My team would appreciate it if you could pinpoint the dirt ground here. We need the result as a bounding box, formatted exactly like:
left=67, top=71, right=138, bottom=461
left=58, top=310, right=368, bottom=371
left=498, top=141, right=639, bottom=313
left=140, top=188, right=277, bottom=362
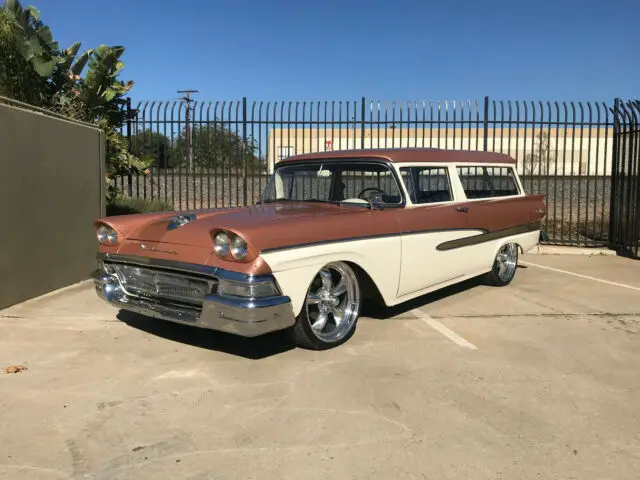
left=1, top=253, right=639, bottom=480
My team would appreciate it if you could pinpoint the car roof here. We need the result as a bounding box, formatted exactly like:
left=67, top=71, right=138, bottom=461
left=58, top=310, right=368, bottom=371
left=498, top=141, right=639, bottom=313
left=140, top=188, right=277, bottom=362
left=280, top=148, right=516, bottom=165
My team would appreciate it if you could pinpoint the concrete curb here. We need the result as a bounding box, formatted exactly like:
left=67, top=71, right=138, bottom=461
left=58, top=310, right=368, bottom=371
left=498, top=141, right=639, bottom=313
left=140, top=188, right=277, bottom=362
left=527, top=245, right=617, bottom=256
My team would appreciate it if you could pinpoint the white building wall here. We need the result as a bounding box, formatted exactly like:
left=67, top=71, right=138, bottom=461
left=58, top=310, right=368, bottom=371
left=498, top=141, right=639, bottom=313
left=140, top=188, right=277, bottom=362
left=268, top=131, right=613, bottom=176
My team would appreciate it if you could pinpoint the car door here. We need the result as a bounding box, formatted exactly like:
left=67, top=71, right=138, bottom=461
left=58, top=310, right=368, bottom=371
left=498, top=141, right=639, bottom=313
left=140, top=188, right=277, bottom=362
left=396, top=165, right=472, bottom=298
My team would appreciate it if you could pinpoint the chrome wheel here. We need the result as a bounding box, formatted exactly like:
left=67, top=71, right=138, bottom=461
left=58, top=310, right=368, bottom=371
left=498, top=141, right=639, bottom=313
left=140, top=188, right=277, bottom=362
left=304, top=262, right=360, bottom=344
left=493, top=243, right=518, bottom=282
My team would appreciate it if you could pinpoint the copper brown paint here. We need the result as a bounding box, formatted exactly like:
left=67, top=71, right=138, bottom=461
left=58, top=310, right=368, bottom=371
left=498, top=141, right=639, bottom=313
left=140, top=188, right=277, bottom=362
left=95, top=148, right=544, bottom=275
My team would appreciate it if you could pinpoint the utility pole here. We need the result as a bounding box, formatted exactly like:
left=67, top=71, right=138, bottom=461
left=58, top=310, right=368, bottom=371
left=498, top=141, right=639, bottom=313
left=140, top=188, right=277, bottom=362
left=178, top=89, right=199, bottom=169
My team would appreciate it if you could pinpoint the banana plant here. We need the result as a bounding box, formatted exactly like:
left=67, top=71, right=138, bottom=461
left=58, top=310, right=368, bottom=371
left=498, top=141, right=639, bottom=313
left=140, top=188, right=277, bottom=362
left=2, top=0, right=152, bottom=200
left=79, top=44, right=134, bottom=127
left=3, top=0, right=60, bottom=76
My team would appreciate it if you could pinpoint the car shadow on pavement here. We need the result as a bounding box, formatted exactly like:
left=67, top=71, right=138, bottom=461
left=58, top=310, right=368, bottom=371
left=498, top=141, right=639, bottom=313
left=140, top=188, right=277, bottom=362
left=116, top=310, right=296, bottom=360
left=364, top=265, right=529, bottom=319
left=363, top=275, right=485, bottom=319
left=116, top=267, right=526, bottom=357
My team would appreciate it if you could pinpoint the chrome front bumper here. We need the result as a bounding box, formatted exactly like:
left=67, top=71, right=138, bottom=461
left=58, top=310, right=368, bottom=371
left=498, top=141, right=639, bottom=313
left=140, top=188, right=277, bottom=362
left=91, top=253, right=296, bottom=337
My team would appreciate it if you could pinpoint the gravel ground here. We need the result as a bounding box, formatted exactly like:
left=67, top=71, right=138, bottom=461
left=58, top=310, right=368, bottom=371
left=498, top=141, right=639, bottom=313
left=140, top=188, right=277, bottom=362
left=111, top=174, right=613, bottom=245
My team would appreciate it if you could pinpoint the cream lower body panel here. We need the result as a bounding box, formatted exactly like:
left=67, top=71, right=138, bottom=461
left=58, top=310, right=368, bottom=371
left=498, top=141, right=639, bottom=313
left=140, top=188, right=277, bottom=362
left=261, top=228, right=540, bottom=318
left=397, top=229, right=486, bottom=297
left=391, top=228, right=541, bottom=306
left=463, top=228, right=540, bottom=274
left=261, top=236, right=402, bottom=317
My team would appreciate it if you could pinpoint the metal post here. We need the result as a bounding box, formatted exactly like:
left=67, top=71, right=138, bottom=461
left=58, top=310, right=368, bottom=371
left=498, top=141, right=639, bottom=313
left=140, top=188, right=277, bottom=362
left=360, top=96, right=366, bottom=149
left=242, top=96, right=248, bottom=206
left=178, top=90, right=199, bottom=169
left=609, top=98, right=620, bottom=248
left=126, top=97, right=133, bottom=196
left=483, top=95, right=489, bottom=151
left=178, top=90, right=198, bottom=210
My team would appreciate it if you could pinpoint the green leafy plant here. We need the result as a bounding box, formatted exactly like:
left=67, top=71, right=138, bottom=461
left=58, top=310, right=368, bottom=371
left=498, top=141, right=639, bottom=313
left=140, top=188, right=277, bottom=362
left=1, top=0, right=152, bottom=202
left=106, top=195, right=174, bottom=216
left=172, top=123, right=264, bottom=172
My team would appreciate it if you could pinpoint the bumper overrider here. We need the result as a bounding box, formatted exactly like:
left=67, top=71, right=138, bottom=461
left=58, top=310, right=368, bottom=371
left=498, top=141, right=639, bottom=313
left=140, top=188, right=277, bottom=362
left=91, top=253, right=296, bottom=337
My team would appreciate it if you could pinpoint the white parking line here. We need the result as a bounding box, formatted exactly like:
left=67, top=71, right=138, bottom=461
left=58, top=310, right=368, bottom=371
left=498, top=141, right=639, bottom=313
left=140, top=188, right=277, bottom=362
left=521, top=261, right=640, bottom=292
left=411, top=309, right=478, bottom=350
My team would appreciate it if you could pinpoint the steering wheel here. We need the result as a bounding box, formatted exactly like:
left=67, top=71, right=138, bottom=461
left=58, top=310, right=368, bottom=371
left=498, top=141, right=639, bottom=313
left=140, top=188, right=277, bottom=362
left=357, top=187, right=385, bottom=200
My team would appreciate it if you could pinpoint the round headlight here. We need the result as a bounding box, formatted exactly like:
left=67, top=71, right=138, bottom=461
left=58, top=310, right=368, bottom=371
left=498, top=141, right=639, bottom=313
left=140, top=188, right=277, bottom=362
left=231, top=235, right=248, bottom=260
left=97, top=225, right=109, bottom=244
left=97, top=224, right=118, bottom=245
left=213, top=231, right=231, bottom=257
left=106, top=228, right=117, bottom=244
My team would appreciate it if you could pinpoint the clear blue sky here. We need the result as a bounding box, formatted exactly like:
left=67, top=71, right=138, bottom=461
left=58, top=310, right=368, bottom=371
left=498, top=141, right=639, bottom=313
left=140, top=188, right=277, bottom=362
left=36, top=0, right=639, bottom=103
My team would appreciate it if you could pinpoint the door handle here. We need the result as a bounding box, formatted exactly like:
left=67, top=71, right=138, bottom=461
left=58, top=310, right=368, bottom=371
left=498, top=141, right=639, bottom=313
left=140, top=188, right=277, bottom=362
left=456, top=206, right=469, bottom=213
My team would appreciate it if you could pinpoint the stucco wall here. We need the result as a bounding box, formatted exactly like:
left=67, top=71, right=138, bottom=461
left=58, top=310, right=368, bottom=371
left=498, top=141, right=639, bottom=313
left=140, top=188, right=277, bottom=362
left=0, top=98, right=105, bottom=309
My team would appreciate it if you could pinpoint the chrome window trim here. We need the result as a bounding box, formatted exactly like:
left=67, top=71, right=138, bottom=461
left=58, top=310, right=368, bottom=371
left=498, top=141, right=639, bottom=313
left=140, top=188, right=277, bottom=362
left=265, top=158, right=408, bottom=208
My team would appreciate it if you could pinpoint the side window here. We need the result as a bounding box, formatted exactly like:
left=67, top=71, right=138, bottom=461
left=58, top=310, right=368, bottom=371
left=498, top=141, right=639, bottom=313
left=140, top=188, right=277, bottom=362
left=485, top=167, right=519, bottom=195
left=400, top=167, right=452, bottom=204
left=456, top=166, right=520, bottom=199
left=341, top=168, right=402, bottom=203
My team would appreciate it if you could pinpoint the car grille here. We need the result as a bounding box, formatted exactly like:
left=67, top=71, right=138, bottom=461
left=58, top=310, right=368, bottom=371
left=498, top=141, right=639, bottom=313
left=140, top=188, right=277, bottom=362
left=111, top=264, right=217, bottom=306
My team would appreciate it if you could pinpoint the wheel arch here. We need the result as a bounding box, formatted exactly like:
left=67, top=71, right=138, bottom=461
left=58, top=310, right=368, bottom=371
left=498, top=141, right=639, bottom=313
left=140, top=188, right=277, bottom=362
left=271, top=257, right=391, bottom=318
left=263, top=238, right=402, bottom=317
left=343, top=260, right=387, bottom=311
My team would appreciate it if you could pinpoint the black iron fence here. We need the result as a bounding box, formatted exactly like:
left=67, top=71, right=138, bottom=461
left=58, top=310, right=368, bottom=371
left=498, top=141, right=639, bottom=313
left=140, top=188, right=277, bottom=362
left=610, top=100, right=640, bottom=258
left=116, top=96, right=631, bottom=247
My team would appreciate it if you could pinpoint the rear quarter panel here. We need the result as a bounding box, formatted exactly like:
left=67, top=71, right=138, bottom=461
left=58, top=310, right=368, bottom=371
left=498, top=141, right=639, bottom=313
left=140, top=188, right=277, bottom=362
left=464, top=193, right=546, bottom=273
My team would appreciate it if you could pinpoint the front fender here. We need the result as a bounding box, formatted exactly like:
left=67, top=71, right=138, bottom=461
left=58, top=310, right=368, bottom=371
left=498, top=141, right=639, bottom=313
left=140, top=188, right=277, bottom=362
left=261, top=237, right=401, bottom=317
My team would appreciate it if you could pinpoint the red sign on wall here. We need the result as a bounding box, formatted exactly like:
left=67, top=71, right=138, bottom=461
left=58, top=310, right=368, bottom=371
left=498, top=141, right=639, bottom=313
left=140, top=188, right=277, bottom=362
left=325, top=140, right=333, bottom=150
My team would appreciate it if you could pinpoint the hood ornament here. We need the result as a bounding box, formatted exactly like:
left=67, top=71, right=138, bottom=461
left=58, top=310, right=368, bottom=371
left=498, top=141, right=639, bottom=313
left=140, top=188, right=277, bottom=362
left=167, top=213, right=197, bottom=230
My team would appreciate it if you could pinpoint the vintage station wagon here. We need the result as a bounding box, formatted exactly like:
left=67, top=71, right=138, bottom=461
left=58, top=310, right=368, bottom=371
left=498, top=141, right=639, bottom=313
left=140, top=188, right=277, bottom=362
left=92, top=148, right=546, bottom=350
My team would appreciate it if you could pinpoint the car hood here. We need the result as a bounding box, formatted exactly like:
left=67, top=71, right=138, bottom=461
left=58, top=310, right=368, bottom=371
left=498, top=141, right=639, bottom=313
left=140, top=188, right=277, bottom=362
left=99, top=202, right=371, bottom=252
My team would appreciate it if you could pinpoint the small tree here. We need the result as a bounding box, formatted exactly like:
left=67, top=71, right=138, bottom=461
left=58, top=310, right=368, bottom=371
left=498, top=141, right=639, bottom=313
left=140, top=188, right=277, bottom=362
left=172, top=123, right=264, bottom=172
left=524, top=130, right=554, bottom=176
left=130, top=129, right=173, bottom=169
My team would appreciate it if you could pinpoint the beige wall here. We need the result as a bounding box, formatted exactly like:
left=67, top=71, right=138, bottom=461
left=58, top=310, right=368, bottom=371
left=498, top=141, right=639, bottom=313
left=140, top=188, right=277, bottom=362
left=267, top=127, right=613, bottom=176
left=0, top=99, right=105, bottom=309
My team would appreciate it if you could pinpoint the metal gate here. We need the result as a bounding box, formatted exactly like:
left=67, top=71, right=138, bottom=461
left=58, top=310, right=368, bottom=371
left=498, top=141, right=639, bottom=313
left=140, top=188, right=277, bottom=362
left=610, top=99, right=640, bottom=259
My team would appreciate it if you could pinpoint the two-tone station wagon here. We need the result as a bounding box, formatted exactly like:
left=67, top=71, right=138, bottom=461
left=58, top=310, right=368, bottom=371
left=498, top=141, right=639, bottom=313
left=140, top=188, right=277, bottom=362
left=92, top=148, right=546, bottom=350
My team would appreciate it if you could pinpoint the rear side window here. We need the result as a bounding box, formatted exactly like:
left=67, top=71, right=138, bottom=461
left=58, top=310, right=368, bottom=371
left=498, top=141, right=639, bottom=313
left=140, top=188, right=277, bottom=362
left=400, top=167, right=452, bottom=204
left=456, top=166, right=519, bottom=199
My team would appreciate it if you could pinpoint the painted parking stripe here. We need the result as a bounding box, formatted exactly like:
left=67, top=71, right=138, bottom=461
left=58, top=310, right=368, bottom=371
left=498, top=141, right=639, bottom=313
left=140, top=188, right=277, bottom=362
left=411, top=309, right=478, bottom=350
left=521, top=261, right=640, bottom=292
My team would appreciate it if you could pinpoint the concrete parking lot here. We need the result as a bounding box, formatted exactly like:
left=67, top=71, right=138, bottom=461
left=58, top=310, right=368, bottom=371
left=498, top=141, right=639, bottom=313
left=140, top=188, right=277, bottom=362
left=1, top=253, right=639, bottom=480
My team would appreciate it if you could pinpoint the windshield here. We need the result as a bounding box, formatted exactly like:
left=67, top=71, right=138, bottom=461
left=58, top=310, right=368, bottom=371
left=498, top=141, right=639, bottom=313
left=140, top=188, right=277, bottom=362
left=260, top=160, right=404, bottom=206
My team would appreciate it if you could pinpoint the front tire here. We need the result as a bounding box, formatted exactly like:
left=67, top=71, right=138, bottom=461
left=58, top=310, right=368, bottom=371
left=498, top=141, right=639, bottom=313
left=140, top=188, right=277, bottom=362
left=290, top=262, right=361, bottom=350
left=483, top=242, right=519, bottom=286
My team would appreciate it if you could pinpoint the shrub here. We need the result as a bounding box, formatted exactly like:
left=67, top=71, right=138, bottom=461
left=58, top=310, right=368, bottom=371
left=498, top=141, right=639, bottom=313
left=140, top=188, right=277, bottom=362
left=106, top=196, right=173, bottom=216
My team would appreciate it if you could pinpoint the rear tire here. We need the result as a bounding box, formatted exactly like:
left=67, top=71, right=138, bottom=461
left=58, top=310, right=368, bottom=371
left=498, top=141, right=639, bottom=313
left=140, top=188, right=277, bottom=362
left=483, top=243, right=519, bottom=286
left=290, top=262, right=361, bottom=350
